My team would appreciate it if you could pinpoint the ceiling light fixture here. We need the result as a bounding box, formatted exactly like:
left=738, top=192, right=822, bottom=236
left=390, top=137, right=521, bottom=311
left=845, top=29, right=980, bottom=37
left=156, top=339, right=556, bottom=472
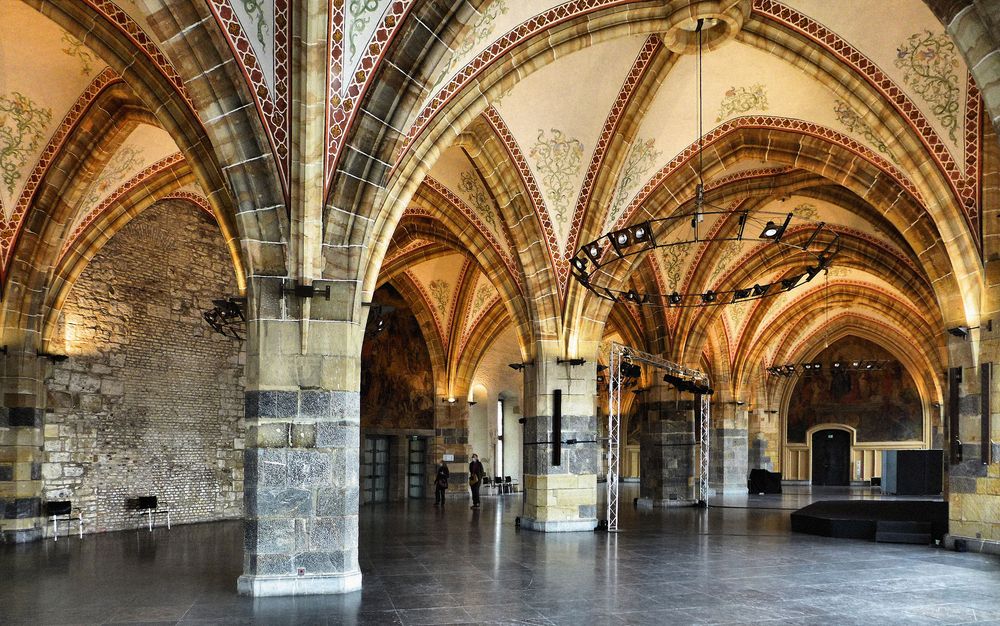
left=568, top=19, right=840, bottom=308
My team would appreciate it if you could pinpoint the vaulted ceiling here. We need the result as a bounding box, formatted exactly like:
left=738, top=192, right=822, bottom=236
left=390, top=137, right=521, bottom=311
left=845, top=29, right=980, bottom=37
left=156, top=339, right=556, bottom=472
left=0, top=0, right=992, bottom=404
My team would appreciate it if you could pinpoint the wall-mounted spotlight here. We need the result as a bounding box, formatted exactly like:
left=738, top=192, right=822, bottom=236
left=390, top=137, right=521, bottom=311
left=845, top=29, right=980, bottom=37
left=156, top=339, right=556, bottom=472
left=947, top=321, right=992, bottom=339
left=284, top=281, right=331, bottom=300
left=468, top=401, right=477, bottom=406
left=508, top=361, right=533, bottom=371
left=443, top=397, right=456, bottom=404
left=557, top=358, right=587, bottom=366
left=37, top=351, right=68, bottom=362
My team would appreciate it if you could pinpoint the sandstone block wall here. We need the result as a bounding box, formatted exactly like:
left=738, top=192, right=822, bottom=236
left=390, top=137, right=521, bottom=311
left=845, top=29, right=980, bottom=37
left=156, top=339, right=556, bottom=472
left=42, top=202, right=245, bottom=534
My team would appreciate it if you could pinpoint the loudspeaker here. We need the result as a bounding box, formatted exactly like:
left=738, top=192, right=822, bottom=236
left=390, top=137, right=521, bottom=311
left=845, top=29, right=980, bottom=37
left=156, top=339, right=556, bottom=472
left=552, top=389, right=561, bottom=466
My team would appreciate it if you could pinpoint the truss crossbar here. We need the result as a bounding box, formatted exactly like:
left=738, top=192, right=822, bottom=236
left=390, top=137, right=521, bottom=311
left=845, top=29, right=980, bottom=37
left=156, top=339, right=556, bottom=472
left=606, top=342, right=710, bottom=530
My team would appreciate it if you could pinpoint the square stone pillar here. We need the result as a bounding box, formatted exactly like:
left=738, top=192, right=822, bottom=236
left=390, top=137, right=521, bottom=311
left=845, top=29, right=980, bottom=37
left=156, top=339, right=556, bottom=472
left=432, top=398, right=471, bottom=491
left=0, top=351, right=47, bottom=543
left=520, top=357, right=598, bottom=532
left=237, top=280, right=363, bottom=596
left=709, top=398, right=749, bottom=495
left=639, top=381, right=696, bottom=506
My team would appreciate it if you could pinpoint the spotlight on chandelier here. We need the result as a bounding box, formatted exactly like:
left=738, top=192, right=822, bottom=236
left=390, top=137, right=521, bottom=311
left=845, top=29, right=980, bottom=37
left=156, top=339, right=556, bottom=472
left=568, top=17, right=840, bottom=308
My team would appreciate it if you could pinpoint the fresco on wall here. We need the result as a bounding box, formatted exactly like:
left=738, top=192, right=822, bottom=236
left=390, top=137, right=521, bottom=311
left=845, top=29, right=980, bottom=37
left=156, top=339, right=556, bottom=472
left=360, top=285, right=434, bottom=430
left=787, top=336, right=922, bottom=443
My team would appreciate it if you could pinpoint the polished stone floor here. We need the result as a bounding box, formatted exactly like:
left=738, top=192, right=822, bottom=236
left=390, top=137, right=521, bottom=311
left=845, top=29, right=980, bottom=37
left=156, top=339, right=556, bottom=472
left=2, top=485, right=999, bottom=625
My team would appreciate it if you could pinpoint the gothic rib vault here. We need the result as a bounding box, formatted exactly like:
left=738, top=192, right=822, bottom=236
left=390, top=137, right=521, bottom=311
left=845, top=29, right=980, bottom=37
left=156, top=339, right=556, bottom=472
left=0, top=0, right=998, bottom=597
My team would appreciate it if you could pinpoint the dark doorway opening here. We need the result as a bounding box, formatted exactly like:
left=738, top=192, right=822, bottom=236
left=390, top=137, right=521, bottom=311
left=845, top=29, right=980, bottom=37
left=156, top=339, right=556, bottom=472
left=811, top=429, right=851, bottom=486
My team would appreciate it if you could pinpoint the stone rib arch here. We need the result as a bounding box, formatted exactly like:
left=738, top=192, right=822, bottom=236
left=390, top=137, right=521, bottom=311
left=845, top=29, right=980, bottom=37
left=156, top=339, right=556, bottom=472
left=771, top=321, right=943, bottom=451
left=1, top=85, right=158, bottom=349
left=388, top=272, right=450, bottom=399
left=678, top=230, right=941, bottom=367
left=40, top=166, right=202, bottom=351
left=735, top=286, right=944, bottom=400
left=42, top=0, right=286, bottom=277
left=456, top=117, right=562, bottom=352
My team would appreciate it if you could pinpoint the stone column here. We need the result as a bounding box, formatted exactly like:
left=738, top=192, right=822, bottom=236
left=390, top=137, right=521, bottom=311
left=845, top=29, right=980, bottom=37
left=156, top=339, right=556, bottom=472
left=709, top=385, right=749, bottom=495
left=0, top=351, right=46, bottom=543
left=945, top=120, right=1000, bottom=553
left=638, top=379, right=696, bottom=506
left=520, top=354, right=598, bottom=532
left=431, top=398, right=472, bottom=495
left=237, top=278, right=362, bottom=597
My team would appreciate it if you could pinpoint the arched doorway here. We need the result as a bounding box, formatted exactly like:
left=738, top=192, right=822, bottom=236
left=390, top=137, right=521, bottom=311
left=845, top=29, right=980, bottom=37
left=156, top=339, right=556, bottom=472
left=811, top=429, right=851, bottom=486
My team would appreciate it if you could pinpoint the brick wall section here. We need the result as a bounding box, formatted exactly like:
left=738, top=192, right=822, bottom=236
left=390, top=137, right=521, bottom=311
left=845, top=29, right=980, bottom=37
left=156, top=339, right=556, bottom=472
left=43, top=202, right=245, bottom=534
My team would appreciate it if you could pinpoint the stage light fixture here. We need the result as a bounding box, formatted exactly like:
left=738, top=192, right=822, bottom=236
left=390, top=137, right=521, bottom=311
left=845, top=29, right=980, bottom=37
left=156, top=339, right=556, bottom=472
left=732, top=287, right=752, bottom=301
left=752, top=283, right=771, bottom=297
left=805, top=264, right=822, bottom=282
left=781, top=275, right=802, bottom=290
left=508, top=363, right=526, bottom=371
left=585, top=242, right=602, bottom=262
left=630, top=222, right=651, bottom=243
left=572, top=257, right=588, bottom=272
left=668, top=292, right=682, bottom=306
left=759, top=213, right=792, bottom=242
left=557, top=357, right=587, bottom=366
left=701, top=290, right=716, bottom=303
left=948, top=326, right=970, bottom=338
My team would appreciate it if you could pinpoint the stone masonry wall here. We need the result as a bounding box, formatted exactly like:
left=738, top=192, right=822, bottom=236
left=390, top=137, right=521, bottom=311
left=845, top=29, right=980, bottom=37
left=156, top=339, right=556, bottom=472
left=42, top=201, right=245, bottom=535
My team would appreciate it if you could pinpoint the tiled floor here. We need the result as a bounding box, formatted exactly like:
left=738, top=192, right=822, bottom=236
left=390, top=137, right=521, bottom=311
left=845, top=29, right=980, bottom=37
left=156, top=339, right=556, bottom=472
left=2, top=485, right=998, bottom=625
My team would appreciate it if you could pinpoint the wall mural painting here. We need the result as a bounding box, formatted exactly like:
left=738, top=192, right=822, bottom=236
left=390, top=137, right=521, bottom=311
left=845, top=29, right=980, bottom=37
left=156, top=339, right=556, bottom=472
left=787, top=336, right=922, bottom=444
left=360, top=285, right=434, bottom=430
left=894, top=30, right=960, bottom=144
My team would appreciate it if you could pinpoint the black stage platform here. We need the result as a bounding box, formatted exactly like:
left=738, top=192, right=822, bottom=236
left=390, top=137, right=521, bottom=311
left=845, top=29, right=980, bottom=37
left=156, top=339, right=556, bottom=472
left=791, top=500, right=948, bottom=544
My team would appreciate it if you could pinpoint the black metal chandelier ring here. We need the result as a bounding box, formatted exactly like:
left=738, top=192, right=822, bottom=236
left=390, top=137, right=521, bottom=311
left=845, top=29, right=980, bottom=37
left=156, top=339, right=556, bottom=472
left=569, top=208, right=842, bottom=308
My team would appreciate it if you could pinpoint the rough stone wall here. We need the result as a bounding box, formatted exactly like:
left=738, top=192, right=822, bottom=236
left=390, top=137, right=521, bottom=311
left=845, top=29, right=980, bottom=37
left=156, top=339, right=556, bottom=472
left=42, top=201, right=245, bottom=534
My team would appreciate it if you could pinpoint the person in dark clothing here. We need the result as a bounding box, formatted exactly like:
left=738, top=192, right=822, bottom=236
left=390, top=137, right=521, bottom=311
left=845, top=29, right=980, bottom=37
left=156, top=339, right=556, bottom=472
left=434, top=459, right=449, bottom=505
left=469, top=454, right=485, bottom=509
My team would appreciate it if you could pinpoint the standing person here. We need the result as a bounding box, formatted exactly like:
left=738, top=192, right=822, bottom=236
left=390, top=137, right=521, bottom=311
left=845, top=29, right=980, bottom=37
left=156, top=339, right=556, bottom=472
left=469, top=453, right=485, bottom=509
left=434, top=458, right=449, bottom=505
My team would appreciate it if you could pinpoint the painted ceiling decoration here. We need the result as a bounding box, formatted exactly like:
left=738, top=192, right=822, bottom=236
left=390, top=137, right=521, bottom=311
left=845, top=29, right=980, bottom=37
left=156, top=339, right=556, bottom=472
left=207, top=0, right=290, bottom=195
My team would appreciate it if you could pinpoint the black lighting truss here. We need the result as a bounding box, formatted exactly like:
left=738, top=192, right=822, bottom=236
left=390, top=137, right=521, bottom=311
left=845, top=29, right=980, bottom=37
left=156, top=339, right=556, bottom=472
left=766, top=359, right=892, bottom=377
left=570, top=208, right=842, bottom=307
left=203, top=297, right=246, bottom=340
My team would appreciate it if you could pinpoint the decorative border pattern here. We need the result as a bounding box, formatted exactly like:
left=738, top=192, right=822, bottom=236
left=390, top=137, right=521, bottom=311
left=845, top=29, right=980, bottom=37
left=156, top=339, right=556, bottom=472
left=483, top=107, right=564, bottom=295
left=161, top=191, right=217, bottom=219
left=83, top=1, right=196, bottom=113
left=386, top=0, right=982, bottom=247
left=458, top=291, right=501, bottom=355
left=206, top=0, right=290, bottom=196
left=326, top=0, right=417, bottom=193
left=782, top=309, right=937, bottom=367
left=57, top=152, right=185, bottom=265
left=396, top=0, right=634, bottom=167
left=382, top=235, right=434, bottom=268
left=567, top=35, right=661, bottom=262
left=614, top=116, right=923, bottom=234
left=406, top=267, right=450, bottom=348
left=0, top=69, right=121, bottom=269
left=423, top=177, right=522, bottom=291
left=705, top=166, right=795, bottom=191
left=754, top=0, right=980, bottom=244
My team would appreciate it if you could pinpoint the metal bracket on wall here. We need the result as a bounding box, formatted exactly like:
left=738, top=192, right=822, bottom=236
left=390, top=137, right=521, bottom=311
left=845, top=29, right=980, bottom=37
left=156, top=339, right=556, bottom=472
left=283, top=281, right=330, bottom=300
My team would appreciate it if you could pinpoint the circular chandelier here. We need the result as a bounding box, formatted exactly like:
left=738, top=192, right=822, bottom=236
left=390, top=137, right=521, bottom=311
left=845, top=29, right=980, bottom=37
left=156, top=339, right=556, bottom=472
left=570, top=209, right=841, bottom=308
left=569, top=17, right=841, bottom=308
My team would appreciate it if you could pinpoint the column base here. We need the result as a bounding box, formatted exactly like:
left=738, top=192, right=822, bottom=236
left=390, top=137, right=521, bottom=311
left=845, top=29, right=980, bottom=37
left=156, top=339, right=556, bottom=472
left=636, top=497, right=698, bottom=508
left=943, top=534, right=1000, bottom=556
left=518, top=517, right=596, bottom=532
left=237, top=571, right=363, bottom=597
